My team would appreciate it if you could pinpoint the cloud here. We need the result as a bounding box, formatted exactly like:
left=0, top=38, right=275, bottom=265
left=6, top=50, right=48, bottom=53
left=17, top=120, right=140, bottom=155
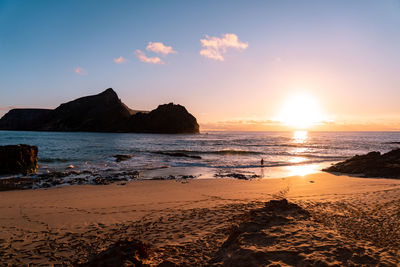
left=113, top=56, right=128, bottom=64
left=200, top=119, right=281, bottom=131
left=74, top=67, right=87, bottom=75
left=200, top=33, right=248, bottom=61
left=146, top=42, right=177, bottom=56
left=135, top=50, right=164, bottom=64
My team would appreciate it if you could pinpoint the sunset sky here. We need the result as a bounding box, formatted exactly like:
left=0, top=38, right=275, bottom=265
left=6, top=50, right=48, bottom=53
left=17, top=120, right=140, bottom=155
left=1, top=0, right=399, bottom=131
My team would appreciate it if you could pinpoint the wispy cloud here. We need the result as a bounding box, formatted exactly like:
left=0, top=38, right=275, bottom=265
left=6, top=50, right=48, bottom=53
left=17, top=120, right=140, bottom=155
left=200, top=33, right=248, bottom=61
left=74, top=67, right=87, bottom=75
left=113, top=56, right=128, bottom=64
left=134, top=49, right=164, bottom=64
left=146, top=42, right=177, bottom=56
left=135, top=49, right=164, bottom=64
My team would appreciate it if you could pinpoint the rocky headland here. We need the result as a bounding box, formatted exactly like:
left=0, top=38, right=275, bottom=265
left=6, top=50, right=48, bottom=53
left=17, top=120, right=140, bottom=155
left=0, top=88, right=199, bottom=134
left=323, top=148, right=400, bottom=178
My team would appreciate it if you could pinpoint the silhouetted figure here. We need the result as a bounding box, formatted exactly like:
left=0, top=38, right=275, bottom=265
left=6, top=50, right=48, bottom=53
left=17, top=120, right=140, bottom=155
left=261, top=158, right=264, bottom=167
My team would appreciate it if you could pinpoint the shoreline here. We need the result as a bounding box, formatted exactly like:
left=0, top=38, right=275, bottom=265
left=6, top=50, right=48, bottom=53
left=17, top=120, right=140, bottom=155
left=1, top=173, right=400, bottom=265
left=0, top=161, right=335, bottom=192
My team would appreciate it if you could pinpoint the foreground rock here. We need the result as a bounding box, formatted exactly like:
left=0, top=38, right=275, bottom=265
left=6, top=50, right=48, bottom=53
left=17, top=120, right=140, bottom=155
left=0, top=144, right=38, bottom=175
left=78, top=239, right=150, bottom=267
left=214, top=172, right=260, bottom=180
left=0, top=88, right=199, bottom=134
left=323, top=148, right=400, bottom=178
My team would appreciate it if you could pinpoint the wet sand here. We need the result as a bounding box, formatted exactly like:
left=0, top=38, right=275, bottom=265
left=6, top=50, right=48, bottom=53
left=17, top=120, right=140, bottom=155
left=0, top=172, right=399, bottom=265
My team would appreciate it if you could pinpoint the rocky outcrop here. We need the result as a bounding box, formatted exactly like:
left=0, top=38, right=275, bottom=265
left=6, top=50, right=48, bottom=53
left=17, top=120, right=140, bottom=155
left=78, top=239, right=150, bottom=267
left=0, top=144, right=38, bottom=175
left=0, top=88, right=199, bottom=134
left=129, top=103, right=199, bottom=134
left=323, top=148, right=400, bottom=178
left=43, top=88, right=132, bottom=132
left=0, top=109, right=52, bottom=131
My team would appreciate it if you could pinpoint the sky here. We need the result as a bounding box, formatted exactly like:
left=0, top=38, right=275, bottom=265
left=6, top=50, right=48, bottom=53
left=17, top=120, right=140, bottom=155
left=0, top=0, right=399, bottom=131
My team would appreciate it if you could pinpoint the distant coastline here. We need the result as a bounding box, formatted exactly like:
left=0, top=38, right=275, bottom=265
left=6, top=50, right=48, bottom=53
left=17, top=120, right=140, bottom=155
left=0, top=88, right=199, bottom=134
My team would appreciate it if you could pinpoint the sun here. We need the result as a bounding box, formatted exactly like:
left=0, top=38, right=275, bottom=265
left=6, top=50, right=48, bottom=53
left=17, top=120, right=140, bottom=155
left=276, top=93, right=326, bottom=129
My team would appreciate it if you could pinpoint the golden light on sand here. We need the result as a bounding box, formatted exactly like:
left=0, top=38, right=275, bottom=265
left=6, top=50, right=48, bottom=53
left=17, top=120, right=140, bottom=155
left=285, top=164, right=319, bottom=176
left=276, top=93, right=326, bottom=129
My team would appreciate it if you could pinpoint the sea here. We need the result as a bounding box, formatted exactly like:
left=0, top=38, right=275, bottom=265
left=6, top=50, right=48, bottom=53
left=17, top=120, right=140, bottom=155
left=1, top=131, right=399, bottom=186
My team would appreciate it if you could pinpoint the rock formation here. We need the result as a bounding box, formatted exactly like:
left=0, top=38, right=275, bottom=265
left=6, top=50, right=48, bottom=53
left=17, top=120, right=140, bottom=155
left=0, top=144, right=38, bottom=175
left=0, top=88, right=199, bottom=134
left=78, top=239, right=150, bottom=267
left=323, top=148, right=400, bottom=178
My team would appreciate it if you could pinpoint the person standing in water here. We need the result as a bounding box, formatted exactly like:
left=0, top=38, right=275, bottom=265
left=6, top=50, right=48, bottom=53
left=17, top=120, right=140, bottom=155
left=261, top=158, right=264, bottom=167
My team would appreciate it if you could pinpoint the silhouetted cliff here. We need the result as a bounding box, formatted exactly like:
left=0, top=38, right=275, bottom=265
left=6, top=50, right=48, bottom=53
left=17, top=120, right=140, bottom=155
left=0, top=109, right=52, bottom=131
left=0, top=88, right=199, bottom=134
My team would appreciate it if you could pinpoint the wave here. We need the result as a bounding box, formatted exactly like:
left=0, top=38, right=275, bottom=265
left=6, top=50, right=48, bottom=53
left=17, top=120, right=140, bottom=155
left=39, top=158, right=75, bottom=163
left=150, top=149, right=349, bottom=159
left=206, top=149, right=260, bottom=155
left=208, top=159, right=340, bottom=169
left=269, top=151, right=347, bottom=160
left=297, top=154, right=347, bottom=160
left=152, top=149, right=261, bottom=156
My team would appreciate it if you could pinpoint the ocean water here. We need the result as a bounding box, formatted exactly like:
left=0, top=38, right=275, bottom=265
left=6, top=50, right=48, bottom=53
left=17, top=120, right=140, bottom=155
left=0, top=131, right=399, bottom=183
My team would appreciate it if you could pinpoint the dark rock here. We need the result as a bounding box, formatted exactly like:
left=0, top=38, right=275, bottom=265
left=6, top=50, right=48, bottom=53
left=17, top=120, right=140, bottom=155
left=0, top=88, right=200, bottom=134
left=151, top=174, right=196, bottom=181
left=41, top=182, right=51, bottom=188
left=113, top=154, right=132, bottom=162
left=69, top=178, right=88, bottom=185
left=214, top=172, right=260, bottom=180
left=93, top=177, right=110, bottom=185
left=0, top=109, right=52, bottom=130
left=157, top=260, right=178, bottom=267
left=154, top=151, right=202, bottom=159
left=0, top=144, right=38, bottom=175
left=180, top=175, right=196, bottom=179
left=323, top=148, right=400, bottom=178
left=78, top=239, right=150, bottom=267
left=37, top=170, right=79, bottom=179
left=0, top=177, right=37, bottom=191
left=129, top=103, right=200, bottom=134
left=121, top=170, right=140, bottom=179
left=45, top=88, right=131, bottom=132
left=152, top=175, right=176, bottom=180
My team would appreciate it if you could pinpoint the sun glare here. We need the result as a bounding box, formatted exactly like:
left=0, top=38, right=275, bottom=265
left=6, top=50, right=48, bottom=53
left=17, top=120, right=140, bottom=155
left=285, top=164, right=319, bottom=176
left=293, top=130, right=308, bottom=143
left=276, top=93, right=326, bottom=129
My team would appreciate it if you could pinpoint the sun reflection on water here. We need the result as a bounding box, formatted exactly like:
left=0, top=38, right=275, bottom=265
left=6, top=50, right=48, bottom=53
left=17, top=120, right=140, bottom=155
left=293, top=130, right=308, bottom=143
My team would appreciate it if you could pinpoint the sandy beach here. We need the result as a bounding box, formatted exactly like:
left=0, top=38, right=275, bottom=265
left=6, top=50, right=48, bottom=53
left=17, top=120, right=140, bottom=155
left=2, top=0, right=400, bottom=265
left=0, top=172, right=399, bottom=266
